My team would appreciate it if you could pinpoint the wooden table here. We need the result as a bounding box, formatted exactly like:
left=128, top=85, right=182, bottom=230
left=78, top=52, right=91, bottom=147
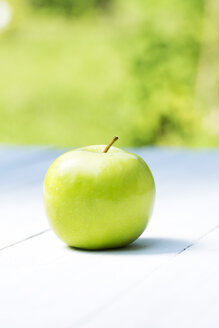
left=0, top=146, right=219, bottom=328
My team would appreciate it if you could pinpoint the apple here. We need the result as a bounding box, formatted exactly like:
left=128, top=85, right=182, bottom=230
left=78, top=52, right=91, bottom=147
left=43, top=137, right=155, bottom=249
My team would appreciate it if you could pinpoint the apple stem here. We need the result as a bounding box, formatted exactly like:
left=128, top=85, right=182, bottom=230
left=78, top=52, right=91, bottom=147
left=103, top=136, right=119, bottom=153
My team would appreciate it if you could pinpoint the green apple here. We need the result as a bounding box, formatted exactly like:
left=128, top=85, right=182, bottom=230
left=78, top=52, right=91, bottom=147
left=43, top=137, right=155, bottom=249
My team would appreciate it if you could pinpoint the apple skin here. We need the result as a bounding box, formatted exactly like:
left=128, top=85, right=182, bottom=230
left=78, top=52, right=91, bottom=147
left=43, top=145, right=155, bottom=249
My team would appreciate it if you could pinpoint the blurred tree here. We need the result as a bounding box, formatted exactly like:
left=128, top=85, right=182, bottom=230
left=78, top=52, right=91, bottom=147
left=29, top=0, right=112, bottom=16
left=128, top=0, right=205, bottom=146
left=1, top=0, right=217, bottom=147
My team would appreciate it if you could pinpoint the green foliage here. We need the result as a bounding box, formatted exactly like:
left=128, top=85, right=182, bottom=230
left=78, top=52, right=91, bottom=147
left=128, top=0, right=205, bottom=145
left=29, top=0, right=111, bottom=16
left=0, top=0, right=217, bottom=147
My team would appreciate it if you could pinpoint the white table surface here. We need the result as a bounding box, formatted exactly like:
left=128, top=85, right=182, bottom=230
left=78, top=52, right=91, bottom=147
left=0, top=146, right=219, bottom=328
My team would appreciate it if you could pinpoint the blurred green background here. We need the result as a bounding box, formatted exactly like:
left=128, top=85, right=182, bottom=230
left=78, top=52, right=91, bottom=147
left=0, top=0, right=219, bottom=147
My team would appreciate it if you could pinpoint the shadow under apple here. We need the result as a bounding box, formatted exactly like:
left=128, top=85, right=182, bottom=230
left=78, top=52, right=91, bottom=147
left=68, top=237, right=192, bottom=256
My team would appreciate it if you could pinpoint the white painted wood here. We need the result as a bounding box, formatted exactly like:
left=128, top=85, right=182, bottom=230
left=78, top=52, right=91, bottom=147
left=83, top=227, right=219, bottom=328
left=0, top=147, right=63, bottom=249
left=0, top=146, right=53, bottom=172
left=0, top=147, right=218, bottom=327
left=0, top=146, right=63, bottom=193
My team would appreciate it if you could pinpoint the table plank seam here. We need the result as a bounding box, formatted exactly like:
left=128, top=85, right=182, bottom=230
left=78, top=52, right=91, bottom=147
left=0, top=228, right=50, bottom=253
left=1, top=222, right=218, bottom=258
left=75, top=223, right=219, bottom=328
left=1, top=222, right=219, bottom=257
left=177, top=223, right=219, bottom=255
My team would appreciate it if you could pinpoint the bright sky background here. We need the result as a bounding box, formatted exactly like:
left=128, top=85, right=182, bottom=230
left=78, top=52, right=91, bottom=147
left=0, top=1, right=12, bottom=29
